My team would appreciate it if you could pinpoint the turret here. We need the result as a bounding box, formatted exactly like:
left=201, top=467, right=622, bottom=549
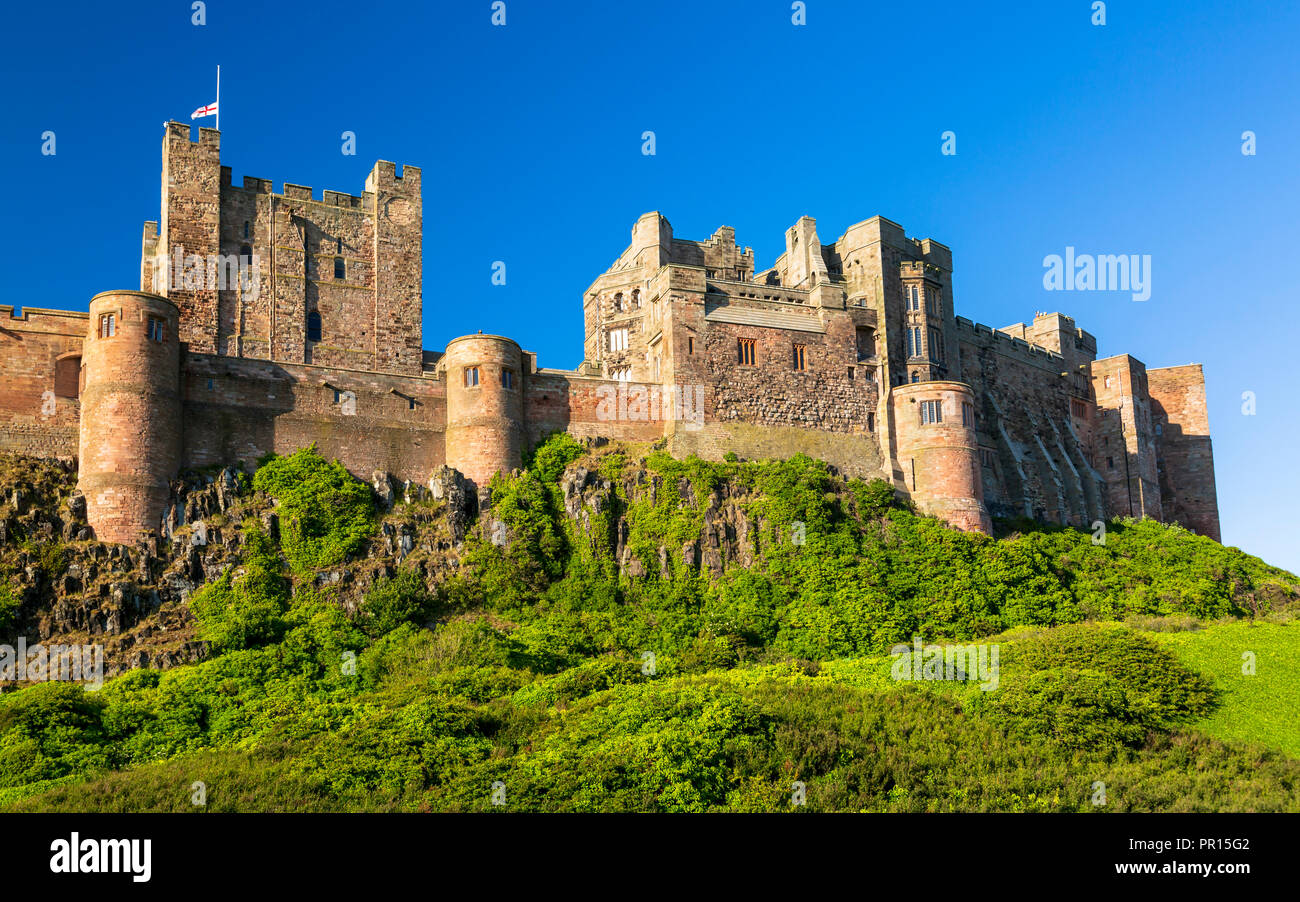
left=890, top=380, right=991, bottom=534
left=442, top=334, right=524, bottom=486
left=77, top=291, right=182, bottom=543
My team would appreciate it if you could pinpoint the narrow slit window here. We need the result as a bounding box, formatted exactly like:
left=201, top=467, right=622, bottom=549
left=307, top=311, right=322, bottom=342
left=792, top=344, right=806, bottom=371
left=334, top=256, right=345, bottom=280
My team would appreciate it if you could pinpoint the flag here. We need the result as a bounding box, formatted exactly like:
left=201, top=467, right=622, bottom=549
left=191, top=101, right=218, bottom=120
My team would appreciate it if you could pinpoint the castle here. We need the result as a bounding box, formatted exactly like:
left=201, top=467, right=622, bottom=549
left=0, top=123, right=1220, bottom=545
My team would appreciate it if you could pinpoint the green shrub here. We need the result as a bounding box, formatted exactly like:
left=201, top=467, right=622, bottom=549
left=253, top=446, right=375, bottom=573
left=189, top=526, right=289, bottom=651
left=359, top=570, right=432, bottom=638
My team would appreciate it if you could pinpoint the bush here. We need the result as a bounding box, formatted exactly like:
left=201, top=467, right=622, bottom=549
left=189, top=526, right=289, bottom=650
left=359, top=570, right=433, bottom=638
left=253, top=446, right=375, bottom=573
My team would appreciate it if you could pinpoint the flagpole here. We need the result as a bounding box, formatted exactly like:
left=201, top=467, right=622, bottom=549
left=216, top=65, right=220, bottom=131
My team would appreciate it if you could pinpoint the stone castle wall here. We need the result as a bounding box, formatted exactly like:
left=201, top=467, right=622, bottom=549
left=0, top=123, right=1222, bottom=545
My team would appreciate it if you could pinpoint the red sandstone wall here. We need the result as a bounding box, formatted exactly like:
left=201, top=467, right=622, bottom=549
left=181, top=353, right=445, bottom=483
left=443, top=336, right=524, bottom=486
left=0, top=306, right=86, bottom=458
left=890, top=381, right=991, bottom=534
left=524, top=371, right=669, bottom=450
left=78, top=292, right=182, bottom=544
left=1148, top=364, right=1220, bottom=541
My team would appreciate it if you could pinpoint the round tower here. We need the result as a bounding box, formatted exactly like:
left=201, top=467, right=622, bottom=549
left=443, top=334, right=524, bottom=487
left=890, top=380, right=992, bottom=534
left=77, top=291, right=182, bottom=544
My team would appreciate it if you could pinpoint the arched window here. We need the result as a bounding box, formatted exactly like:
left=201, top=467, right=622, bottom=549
left=613, top=292, right=624, bottom=312
left=631, top=289, right=641, bottom=308
left=334, top=256, right=345, bottom=279
left=307, top=310, right=322, bottom=342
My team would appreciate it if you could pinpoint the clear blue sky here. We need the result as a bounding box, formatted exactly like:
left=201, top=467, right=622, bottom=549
left=2, top=1, right=1296, bottom=570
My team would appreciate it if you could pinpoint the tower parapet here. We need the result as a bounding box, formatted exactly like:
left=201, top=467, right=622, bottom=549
left=890, top=380, right=991, bottom=534
left=77, top=291, right=182, bottom=544
left=443, top=335, right=524, bottom=487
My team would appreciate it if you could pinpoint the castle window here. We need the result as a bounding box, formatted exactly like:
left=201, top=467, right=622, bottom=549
left=907, top=284, right=920, bottom=311
left=147, top=317, right=166, bottom=343
left=792, top=344, right=806, bottom=371
left=1107, top=456, right=1115, bottom=469
left=307, top=311, right=322, bottom=342
left=98, top=313, right=116, bottom=338
left=502, top=368, right=514, bottom=389
left=687, top=336, right=695, bottom=355
left=243, top=221, right=250, bottom=239
left=907, top=327, right=922, bottom=357
left=856, top=327, right=876, bottom=360
left=632, top=289, right=641, bottom=309
left=336, top=237, right=343, bottom=254
left=240, top=244, right=253, bottom=264
left=928, top=328, right=944, bottom=362
left=867, top=412, right=876, bottom=432
left=962, top=402, right=974, bottom=427
left=1071, top=398, right=1089, bottom=418
left=981, top=449, right=996, bottom=469
left=408, top=397, right=417, bottom=410
left=611, top=366, right=631, bottom=381
left=911, top=372, right=920, bottom=383
left=920, top=399, right=943, bottom=425
left=608, top=328, right=629, bottom=352
left=737, top=338, right=756, bottom=366
left=847, top=366, right=854, bottom=380
left=1104, top=375, right=1113, bottom=389
left=334, top=256, right=345, bottom=280
left=333, top=389, right=343, bottom=404
left=927, top=289, right=940, bottom=315
left=1155, top=422, right=1162, bottom=435
left=464, top=367, right=480, bottom=387
left=613, top=293, right=625, bottom=313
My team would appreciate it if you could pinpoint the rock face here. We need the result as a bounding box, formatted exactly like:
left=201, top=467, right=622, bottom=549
left=0, top=454, right=477, bottom=682
left=1, top=447, right=772, bottom=684
left=558, top=458, right=766, bottom=580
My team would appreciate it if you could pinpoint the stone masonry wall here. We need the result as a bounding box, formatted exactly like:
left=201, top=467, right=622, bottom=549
left=0, top=306, right=85, bottom=458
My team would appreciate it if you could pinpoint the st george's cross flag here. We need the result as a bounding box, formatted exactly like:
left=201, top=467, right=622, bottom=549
left=191, top=101, right=218, bottom=120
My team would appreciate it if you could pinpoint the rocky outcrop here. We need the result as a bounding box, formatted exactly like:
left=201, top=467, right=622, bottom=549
left=558, top=459, right=770, bottom=580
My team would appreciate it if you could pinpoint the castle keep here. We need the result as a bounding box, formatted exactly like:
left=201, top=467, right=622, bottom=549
left=0, top=124, right=1221, bottom=544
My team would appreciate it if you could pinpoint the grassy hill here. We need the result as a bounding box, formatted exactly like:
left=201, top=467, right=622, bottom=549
left=2, top=437, right=1298, bottom=812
